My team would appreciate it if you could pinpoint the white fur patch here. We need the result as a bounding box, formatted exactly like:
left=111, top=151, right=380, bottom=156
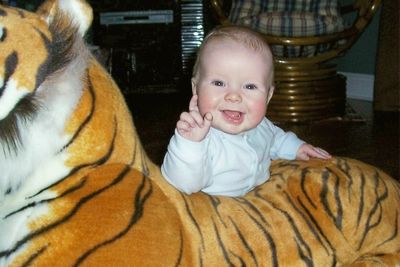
left=58, top=0, right=92, bottom=36
left=0, top=183, right=55, bottom=267
left=0, top=36, right=89, bottom=265
left=0, top=79, right=29, bottom=120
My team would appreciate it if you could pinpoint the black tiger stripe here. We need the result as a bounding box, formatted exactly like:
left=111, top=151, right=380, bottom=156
left=0, top=27, right=6, bottom=42
left=336, top=158, right=351, bottom=176
left=34, top=25, right=76, bottom=92
left=208, top=194, right=221, bottom=208
left=357, top=172, right=389, bottom=250
left=29, top=115, right=118, bottom=199
left=269, top=172, right=286, bottom=183
left=61, top=72, right=95, bottom=151
left=20, top=245, right=47, bottom=267
left=276, top=161, right=301, bottom=169
left=266, top=197, right=315, bottom=266
left=4, top=178, right=87, bottom=219
left=242, top=208, right=278, bottom=267
left=297, top=196, right=336, bottom=252
left=212, top=218, right=234, bottom=267
left=73, top=172, right=152, bottom=266
left=0, top=50, right=17, bottom=97
left=34, top=29, right=51, bottom=91
left=300, top=168, right=318, bottom=209
left=229, top=250, right=246, bottom=267
left=208, top=195, right=227, bottom=228
left=181, top=193, right=206, bottom=251
left=346, top=167, right=354, bottom=202
left=320, top=169, right=343, bottom=230
left=234, top=195, right=270, bottom=227
left=294, top=241, right=313, bottom=267
left=378, top=211, right=399, bottom=247
left=356, top=170, right=366, bottom=229
left=335, top=159, right=354, bottom=203
left=283, top=191, right=333, bottom=255
left=228, top=216, right=259, bottom=266
left=34, top=12, right=78, bottom=91
left=0, top=165, right=131, bottom=259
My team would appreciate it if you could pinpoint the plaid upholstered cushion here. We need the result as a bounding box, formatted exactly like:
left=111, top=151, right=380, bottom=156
left=233, top=11, right=344, bottom=37
left=228, top=0, right=344, bottom=57
left=229, top=0, right=341, bottom=20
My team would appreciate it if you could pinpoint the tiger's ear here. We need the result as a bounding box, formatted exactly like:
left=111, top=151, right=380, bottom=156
left=36, top=0, right=93, bottom=37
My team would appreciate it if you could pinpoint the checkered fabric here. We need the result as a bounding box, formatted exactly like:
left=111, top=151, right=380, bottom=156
left=228, top=0, right=345, bottom=57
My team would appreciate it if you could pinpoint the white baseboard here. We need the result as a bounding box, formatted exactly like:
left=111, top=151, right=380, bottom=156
left=339, top=72, right=374, bottom=101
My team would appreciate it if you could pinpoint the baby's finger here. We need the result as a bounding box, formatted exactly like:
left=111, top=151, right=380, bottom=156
left=176, top=120, right=191, bottom=132
left=180, top=112, right=197, bottom=128
left=189, top=95, right=199, bottom=112
left=190, top=110, right=205, bottom=127
left=313, top=147, right=331, bottom=159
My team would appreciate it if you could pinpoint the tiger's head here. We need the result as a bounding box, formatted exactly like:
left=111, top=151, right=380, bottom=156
left=0, top=0, right=92, bottom=154
left=0, top=0, right=143, bottom=203
left=0, top=0, right=99, bottom=200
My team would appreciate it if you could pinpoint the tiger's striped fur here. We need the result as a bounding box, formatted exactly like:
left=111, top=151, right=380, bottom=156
left=0, top=1, right=399, bottom=266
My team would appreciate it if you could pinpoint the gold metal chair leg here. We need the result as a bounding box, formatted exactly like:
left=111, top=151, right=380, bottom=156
left=268, top=63, right=346, bottom=123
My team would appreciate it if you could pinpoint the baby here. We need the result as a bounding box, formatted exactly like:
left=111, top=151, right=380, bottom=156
left=161, top=25, right=331, bottom=197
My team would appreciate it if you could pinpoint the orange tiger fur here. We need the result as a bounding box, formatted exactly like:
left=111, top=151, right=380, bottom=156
left=0, top=1, right=399, bottom=266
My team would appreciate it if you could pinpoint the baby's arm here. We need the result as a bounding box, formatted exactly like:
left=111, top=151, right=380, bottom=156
left=269, top=120, right=330, bottom=160
left=161, top=95, right=213, bottom=194
left=161, top=129, right=211, bottom=194
left=296, top=143, right=331, bottom=160
left=177, top=95, right=212, bottom=142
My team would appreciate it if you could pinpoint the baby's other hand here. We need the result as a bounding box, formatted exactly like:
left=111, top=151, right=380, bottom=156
left=176, top=95, right=213, bottom=142
left=296, top=143, right=331, bottom=160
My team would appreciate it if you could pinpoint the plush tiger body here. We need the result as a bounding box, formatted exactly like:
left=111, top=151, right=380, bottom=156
left=0, top=1, right=399, bottom=266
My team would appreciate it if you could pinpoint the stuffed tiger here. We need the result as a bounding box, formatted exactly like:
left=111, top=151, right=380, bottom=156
left=0, top=0, right=399, bottom=266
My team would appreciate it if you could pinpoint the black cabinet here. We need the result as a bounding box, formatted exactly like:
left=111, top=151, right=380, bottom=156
left=92, top=1, right=182, bottom=94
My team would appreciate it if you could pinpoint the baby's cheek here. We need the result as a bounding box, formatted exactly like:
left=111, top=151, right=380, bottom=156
left=252, top=100, right=268, bottom=119
left=198, top=102, right=211, bottom=117
left=197, top=94, right=216, bottom=116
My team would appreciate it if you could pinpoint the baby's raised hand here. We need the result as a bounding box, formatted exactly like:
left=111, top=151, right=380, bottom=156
left=176, top=95, right=213, bottom=142
left=296, top=143, right=331, bottom=160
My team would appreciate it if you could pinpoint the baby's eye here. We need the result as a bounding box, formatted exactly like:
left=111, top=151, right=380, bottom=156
left=212, top=80, right=224, bottom=87
left=244, top=84, right=257, bottom=90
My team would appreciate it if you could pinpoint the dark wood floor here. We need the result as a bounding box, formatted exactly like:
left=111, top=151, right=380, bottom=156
left=126, top=93, right=399, bottom=181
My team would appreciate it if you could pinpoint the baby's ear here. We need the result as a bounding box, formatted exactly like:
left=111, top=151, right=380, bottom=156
left=267, top=86, right=274, bottom=104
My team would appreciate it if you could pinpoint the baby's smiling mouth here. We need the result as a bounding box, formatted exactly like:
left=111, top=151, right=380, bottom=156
left=221, top=110, right=244, bottom=124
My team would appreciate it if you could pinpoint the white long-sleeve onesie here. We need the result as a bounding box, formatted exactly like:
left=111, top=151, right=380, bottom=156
left=161, top=118, right=304, bottom=196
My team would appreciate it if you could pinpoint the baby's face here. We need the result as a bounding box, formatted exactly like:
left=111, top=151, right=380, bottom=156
left=192, top=39, right=274, bottom=135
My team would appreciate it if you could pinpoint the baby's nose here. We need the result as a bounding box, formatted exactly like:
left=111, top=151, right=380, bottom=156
left=224, top=91, right=242, bottom=102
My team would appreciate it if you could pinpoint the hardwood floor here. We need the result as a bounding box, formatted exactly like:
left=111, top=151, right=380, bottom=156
left=127, top=93, right=399, bottom=180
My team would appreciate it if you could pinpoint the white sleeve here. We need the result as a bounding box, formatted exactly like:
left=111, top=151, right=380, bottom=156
left=267, top=120, right=304, bottom=160
left=161, top=129, right=211, bottom=194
